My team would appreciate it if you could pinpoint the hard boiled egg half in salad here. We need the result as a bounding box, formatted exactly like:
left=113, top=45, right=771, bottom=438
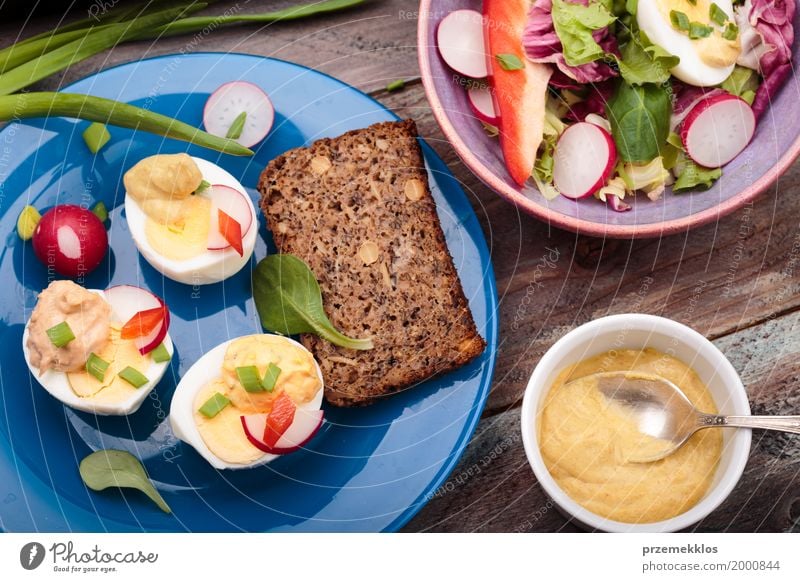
left=123, top=154, right=257, bottom=285
left=637, top=0, right=739, bottom=86
left=22, top=280, right=173, bottom=415
left=170, top=334, right=325, bottom=470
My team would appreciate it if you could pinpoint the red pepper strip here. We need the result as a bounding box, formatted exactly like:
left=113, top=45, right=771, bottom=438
left=120, top=306, right=166, bottom=339
left=263, top=392, right=296, bottom=448
left=218, top=208, right=243, bottom=256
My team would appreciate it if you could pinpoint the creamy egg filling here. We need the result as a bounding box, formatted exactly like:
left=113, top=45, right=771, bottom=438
left=194, top=335, right=322, bottom=465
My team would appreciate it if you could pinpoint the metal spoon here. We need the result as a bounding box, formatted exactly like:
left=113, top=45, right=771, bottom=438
left=575, top=371, right=800, bottom=463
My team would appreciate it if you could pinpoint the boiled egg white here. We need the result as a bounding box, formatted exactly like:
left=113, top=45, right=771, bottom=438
left=170, top=335, right=324, bottom=470
left=124, top=157, right=258, bottom=285
left=22, top=289, right=173, bottom=416
left=637, top=0, right=737, bottom=86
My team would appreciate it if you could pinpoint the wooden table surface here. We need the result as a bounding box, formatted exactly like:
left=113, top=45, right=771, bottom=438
left=4, top=0, right=799, bottom=533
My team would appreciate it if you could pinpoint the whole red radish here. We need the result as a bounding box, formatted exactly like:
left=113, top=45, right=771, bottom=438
left=32, top=204, right=108, bottom=278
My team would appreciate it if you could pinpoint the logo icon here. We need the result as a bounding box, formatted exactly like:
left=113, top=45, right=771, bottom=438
left=19, top=542, right=45, bottom=570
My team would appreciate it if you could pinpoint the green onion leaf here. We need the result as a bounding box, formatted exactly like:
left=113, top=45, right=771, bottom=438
left=687, top=0, right=697, bottom=5
left=688, top=22, right=713, bottom=39
left=669, top=10, right=690, bottom=31
left=236, top=365, right=264, bottom=393
left=226, top=111, right=247, bottom=140
left=82, top=122, right=111, bottom=153
left=198, top=392, right=231, bottom=418
left=495, top=53, right=524, bottom=71
left=118, top=366, right=149, bottom=388
left=195, top=179, right=211, bottom=194
left=150, top=343, right=171, bottom=363
left=91, top=201, right=108, bottom=223
left=722, top=21, right=739, bottom=40
left=709, top=3, right=727, bottom=26
left=386, top=79, right=405, bottom=92
left=46, top=321, right=75, bottom=348
left=16, top=204, right=41, bottom=240
left=85, top=352, right=110, bottom=382
left=261, top=363, right=281, bottom=392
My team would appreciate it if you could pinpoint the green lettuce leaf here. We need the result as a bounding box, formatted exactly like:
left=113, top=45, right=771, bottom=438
left=673, top=154, right=722, bottom=192
left=719, top=65, right=759, bottom=104
left=616, top=32, right=680, bottom=85
left=551, top=0, right=616, bottom=66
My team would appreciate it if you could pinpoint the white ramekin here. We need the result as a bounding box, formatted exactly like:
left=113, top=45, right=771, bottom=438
left=521, top=314, right=751, bottom=532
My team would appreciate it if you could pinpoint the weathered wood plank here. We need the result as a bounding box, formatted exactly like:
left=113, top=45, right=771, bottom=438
left=404, top=311, right=800, bottom=532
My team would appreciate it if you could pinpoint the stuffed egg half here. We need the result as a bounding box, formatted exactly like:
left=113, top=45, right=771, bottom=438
left=124, top=154, right=258, bottom=285
left=22, top=280, right=173, bottom=415
left=170, top=334, right=325, bottom=470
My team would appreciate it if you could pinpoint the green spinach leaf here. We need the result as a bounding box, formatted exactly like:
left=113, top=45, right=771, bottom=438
left=606, top=82, right=672, bottom=163
left=551, top=0, right=616, bottom=66
left=252, top=254, right=374, bottom=351
left=79, top=450, right=171, bottom=514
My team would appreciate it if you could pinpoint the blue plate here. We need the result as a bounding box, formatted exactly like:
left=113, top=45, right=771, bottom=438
left=0, top=53, right=498, bottom=532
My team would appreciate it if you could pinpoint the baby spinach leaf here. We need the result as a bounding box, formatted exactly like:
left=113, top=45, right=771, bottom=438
left=79, top=450, right=171, bottom=514
left=252, top=254, right=374, bottom=351
left=606, top=81, right=672, bottom=163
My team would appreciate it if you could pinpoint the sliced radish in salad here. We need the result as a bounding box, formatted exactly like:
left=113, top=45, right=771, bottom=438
left=680, top=94, right=755, bottom=169
left=436, top=9, right=488, bottom=79
left=203, top=81, right=274, bottom=148
left=205, top=184, right=253, bottom=251
left=467, top=86, right=499, bottom=125
left=553, top=122, right=617, bottom=200
left=104, top=285, right=170, bottom=355
left=241, top=405, right=324, bottom=455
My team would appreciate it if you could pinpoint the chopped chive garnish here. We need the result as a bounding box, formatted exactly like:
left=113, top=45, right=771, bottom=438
left=118, top=366, right=148, bottom=388
left=236, top=365, right=264, bottom=393
left=226, top=111, right=247, bottom=140
left=16, top=204, right=41, bottom=241
left=722, top=21, right=739, bottom=40
left=82, top=122, right=111, bottom=154
left=386, top=79, right=405, bottom=92
left=198, top=392, right=231, bottom=418
left=46, top=321, right=75, bottom=348
left=688, top=22, right=713, bottom=39
left=495, top=53, right=524, bottom=71
left=709, top=3, right=727, bottom=26
left=261, top=363, right=281, bottom=392
left=195, top=179, right=211, bottom=194
left=687, top=0, right=697, bottom=5
left=85, top=352, right=110, bottom=382
left=150, top=342, right=171, bottom=363
left=91, top=201, right=108, bottom=222
left=670, top=10, right=690, bottom=31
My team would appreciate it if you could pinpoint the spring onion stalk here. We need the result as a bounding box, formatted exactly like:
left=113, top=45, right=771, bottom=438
left=198, top=392, right=230, bottom=418
left=0, top=25, right=116, bottom=75
left=261, top=363, right=281, bottom=392
left=226, top=111, right=246, bottom=139
left=46, top=321, right=75, bottom=348
left=86, top=353, right=110, bottom=382
left=150, top=343, right=171, bottom=363
left=0, top=4, right=206, bottom=96
left=0, top=92, right=253, bottom=156
left=91, top=201, right=109, bottom=222
left=83, top=122, right=111, bottom=153
left=151, top=0, right=367, bottom=38
left=118, top=366, right=149, bottom=388
left=236, top=365, right=264, bottom=393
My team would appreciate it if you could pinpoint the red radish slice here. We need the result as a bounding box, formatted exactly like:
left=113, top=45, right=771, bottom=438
left=241, top=409, right=324, bottom=455
left=205, top=184, right=253, bottom=251
left=104, top=285, right=170, bottom=355
left=680, top=94, right=755, bottom=168
left=437, top=10, right=488, bottom=79
left=467, top=86, right=499, bottom=125
left=203, top=81, right=274, bottom=148
left=553, top=122, right=617, bottom=200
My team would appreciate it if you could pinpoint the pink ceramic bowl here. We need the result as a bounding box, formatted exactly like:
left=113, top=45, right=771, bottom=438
left=417, top=0, right=800, bottom=238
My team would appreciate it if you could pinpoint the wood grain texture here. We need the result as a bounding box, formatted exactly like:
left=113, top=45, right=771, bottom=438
left=1, top=0, right=798, bottom=532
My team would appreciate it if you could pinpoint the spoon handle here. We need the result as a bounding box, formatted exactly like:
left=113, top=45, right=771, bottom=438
left=699, top=414, right=800, bottom=434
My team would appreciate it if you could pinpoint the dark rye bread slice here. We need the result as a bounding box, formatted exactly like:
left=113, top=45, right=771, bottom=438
left=258, top=120, right=486, bottom=406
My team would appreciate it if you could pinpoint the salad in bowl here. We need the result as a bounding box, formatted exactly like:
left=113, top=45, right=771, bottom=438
left=425, top=0, right=796, bottom=232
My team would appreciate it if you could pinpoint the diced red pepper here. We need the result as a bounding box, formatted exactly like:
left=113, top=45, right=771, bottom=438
left=120, top=306, right=166, bottom=339
left=263, top=392, right=296, bottom=448
left=218, top=209, right=243, bottom=256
